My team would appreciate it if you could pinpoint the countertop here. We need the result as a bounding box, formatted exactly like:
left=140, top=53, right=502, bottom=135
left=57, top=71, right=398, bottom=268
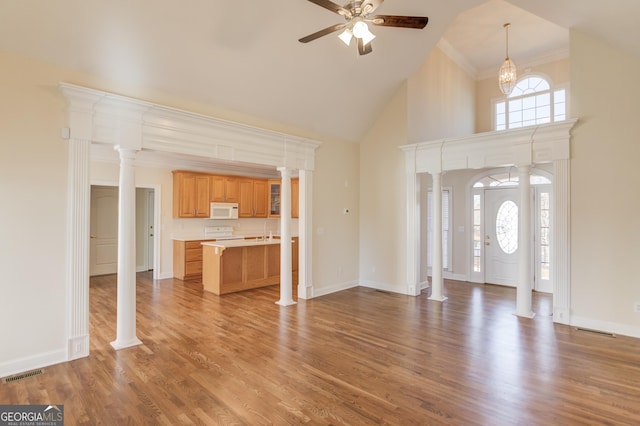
left=173, top=235, right=263, bottom=242
left=201, top=238, right=281, bottom=249
left=173, top=236, right=217, bottom=242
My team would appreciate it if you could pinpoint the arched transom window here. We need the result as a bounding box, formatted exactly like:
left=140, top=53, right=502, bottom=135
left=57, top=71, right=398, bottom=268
left=495, top=76, right=567, bottom=131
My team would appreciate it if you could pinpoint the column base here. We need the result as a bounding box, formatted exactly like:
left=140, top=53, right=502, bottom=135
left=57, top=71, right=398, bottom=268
left=428, top=295, right=448, bottom=302
left=276, top=300, right=297, bottom=307
left=110, top=337, right=143, bottom=351
left=68, top=335, right=90, bottom=360
left=513, top=311, right=536, bottom=319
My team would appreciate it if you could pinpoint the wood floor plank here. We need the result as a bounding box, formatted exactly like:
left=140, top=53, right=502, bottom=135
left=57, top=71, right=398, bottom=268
left=2, top=273, right=640, bottom=424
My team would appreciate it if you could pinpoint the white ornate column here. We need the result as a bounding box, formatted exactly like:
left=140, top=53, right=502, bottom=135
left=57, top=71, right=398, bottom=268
left=553, top=159, right=571, bottom=324
left=297, top=169, right=313, bottom=299
left=111, top=147, right=142, bottom=350
left=276, top=167, right=296, bottom=306
left=515, top=165, right=535, bottom=318
left=429, top=172, right=447, bottom=302
left=66, top=137, right=91, bottom=359
left=60, top=84, right=104, bottom=360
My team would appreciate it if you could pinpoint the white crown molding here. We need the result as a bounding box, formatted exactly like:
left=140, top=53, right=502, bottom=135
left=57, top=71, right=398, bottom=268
left=437, top=39, right=478, bottom=78
left=59, top=83, right=321, bottom=171
left=476, top=48, right=570, bottom=81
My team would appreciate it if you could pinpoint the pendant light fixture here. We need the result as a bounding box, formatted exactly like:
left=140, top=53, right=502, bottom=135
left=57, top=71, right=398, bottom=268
left=498, top=23, right=517, bottom=96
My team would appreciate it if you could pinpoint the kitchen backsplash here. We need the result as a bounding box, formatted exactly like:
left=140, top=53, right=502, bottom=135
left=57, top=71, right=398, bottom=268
left=172, top=217, right=298, bottom=240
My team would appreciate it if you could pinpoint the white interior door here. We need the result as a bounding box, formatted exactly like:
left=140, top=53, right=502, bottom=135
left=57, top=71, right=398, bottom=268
left=146, top=190, right=154, bottom=271
left=484, top=188, right=519, bottom=286
left=90, top=186, right=118, bottom=276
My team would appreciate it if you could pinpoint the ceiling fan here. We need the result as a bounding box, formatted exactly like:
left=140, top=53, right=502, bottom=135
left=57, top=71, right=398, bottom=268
left=298, top=0, right=428, bottom=55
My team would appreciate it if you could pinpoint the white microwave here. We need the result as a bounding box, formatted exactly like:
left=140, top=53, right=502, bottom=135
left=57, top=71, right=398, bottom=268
left=210, top=202, right=239, bottom=220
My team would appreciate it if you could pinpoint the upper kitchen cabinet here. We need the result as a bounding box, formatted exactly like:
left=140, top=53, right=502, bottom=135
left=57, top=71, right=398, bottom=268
left=239, top=178, right=268, bottom=218
left=211, top=175, right=239, bottom=203
left=173, top=171, right=211, bottom=218
left=268, top=178, right=299, bottom=218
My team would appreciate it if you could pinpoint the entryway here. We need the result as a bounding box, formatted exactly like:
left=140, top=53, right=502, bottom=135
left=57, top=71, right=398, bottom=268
left=89, top=185, right=157, bottom=277
left=469, top=169, right=553, bottom=293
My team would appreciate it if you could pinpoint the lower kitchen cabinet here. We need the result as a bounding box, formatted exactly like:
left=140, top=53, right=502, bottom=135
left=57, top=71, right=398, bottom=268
left=173, top=240, right=213, bottom=280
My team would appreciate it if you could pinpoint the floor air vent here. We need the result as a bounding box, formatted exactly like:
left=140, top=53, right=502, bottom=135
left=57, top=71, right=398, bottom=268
left=575, top=327, right=616, bottom=338
left=2, top=368, right=45, bottom=384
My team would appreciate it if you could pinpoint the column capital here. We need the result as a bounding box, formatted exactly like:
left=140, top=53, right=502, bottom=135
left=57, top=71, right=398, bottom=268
left=277, top=166, right=292, bottom=179
left=114, top=145, right=139, bottom=161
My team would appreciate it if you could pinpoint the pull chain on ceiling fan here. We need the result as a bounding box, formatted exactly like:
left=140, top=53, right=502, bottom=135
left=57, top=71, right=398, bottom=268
left=298, top=0, right=428, bottom=55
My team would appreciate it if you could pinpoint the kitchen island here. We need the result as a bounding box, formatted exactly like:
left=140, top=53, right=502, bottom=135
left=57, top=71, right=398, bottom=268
left=201, top=239, right=281, bottom=295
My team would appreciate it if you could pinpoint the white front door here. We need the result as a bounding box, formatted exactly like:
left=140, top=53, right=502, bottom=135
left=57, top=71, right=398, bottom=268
left=484, top=188, right=519, bottom=286
left=90, top=186, right=119, bottom=276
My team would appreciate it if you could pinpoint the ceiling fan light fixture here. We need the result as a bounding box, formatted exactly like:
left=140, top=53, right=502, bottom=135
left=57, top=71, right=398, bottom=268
left=338, top=28, right=353, bottom=46
left=351, top=19, right=375, bottom=45
left=360, top=28, right=376, bottom=45
left=352, top=20, right=369, bottom=38
left=498, top=23, right=517, bottom=96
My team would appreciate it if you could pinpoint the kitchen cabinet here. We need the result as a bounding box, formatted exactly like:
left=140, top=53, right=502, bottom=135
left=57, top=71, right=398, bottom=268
left=210, top=175, right=239, bottom=203
left=173, top=239, right=215, bottom=280
left=173, top=171, right=211, bottom=218
left=239, top=178, right=268, bottom=218
left=267, top=178, right=299, bottom=218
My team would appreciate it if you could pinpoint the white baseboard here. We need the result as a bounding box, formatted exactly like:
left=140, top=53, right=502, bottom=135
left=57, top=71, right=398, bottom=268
left=360, top=280, right=415, bottom=296
left=570, top=316, right=640, bottom=339
left=0, top=348, right=68, bottom=379
left=156, top=271, right=174, bottom=280
left=443, top=272, right=468, bottom=282
left=312, top=280, right=359, bottom=298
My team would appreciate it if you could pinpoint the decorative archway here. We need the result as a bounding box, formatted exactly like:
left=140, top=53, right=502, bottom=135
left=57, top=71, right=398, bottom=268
left=60, top=83, right=321, bottom=360
left=466, top=167, right=553, bottom=292
left=400, top=119, right=577, bottom=323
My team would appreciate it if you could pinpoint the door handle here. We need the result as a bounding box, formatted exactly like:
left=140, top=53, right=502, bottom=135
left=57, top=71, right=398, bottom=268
left=485, top=242, right=490, bottom=246
left=90, top=235, right=97, bottom=239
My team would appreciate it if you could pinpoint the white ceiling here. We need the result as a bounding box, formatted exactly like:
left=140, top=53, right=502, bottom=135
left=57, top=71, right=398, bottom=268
left=1, top=0, right=639, bottom=143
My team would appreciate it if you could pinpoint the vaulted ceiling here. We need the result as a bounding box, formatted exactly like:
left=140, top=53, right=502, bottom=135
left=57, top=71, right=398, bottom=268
left=1, top=0, right=638, bottom=143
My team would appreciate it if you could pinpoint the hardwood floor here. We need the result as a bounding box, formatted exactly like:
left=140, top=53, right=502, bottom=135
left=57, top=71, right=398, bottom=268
left=2, top=274, right=640, bottom=425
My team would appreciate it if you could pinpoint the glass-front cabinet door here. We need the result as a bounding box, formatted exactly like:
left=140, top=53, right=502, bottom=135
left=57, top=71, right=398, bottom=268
left=268, top=178, right=299, bottom=218
left=268, top=179, right=281, bottom=216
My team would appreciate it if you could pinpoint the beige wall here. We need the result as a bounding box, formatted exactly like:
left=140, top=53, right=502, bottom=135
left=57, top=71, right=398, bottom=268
left=313, top=138, right=360, bottom=294
left=408, top=47, right=476, bottom=142
left=359, top=82, right=409, bottom=291
left=0, top=52, right=70, bottom=366
left=475, top=57, right=570, bottom=133
left=569, top=30, right=640, bottom=332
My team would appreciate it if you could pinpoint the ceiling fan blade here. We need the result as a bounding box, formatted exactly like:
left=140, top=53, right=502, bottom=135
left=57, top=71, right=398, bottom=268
left=305, top=0, right=350, bottom=16
left=362, top=0, right=384, bottom=14
left=370, top=15, right=428, bottom=29
left=357, top=38, right=373, bottom=55
left=298, top=23, right=347, bottom=43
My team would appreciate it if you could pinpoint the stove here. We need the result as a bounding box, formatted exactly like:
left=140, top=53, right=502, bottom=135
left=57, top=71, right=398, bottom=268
left=204, top=226, right=244, bottom=240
